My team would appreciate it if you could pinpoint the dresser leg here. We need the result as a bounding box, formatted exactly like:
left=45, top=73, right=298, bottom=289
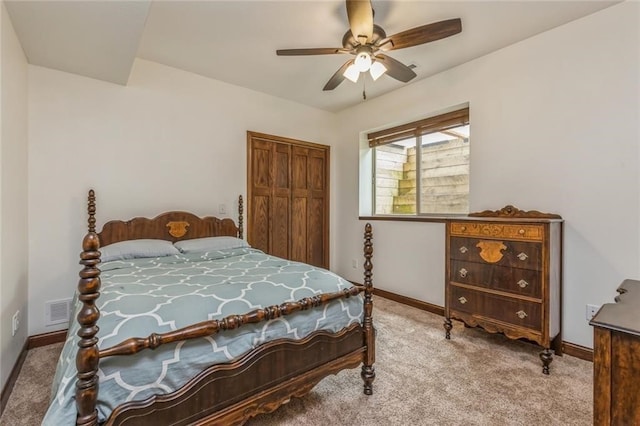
left=444, top=318, right=452, bottom=339
left=540, top=348, right=553, bottom=375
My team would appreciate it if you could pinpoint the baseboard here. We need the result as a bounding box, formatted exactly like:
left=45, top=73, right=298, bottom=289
left=370, top=286, right=594, bottom=362
left=0, top=339, right=28, bottom=416
left=373, top=288, right=445, bottom=316
left=562, top=341, right=593, bottom=362
left=27, top=329, right=68, bottom=349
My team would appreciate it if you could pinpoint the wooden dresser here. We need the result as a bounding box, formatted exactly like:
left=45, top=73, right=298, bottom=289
left=590, top=279, right=640, bottom=425
left=444, top=205, right=563, bottom=374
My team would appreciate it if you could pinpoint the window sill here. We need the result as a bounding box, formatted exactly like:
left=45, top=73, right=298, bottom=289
left=358, top=215, right=465, bottom=223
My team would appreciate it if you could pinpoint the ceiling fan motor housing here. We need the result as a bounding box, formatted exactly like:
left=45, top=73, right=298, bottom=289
left=342, top=24, right=387, bottom=49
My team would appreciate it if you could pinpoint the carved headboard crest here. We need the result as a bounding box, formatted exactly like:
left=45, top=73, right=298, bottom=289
left=166, top=221, right=190, bottom=238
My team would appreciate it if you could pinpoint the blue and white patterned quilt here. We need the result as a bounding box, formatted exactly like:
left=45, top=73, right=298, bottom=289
left=43, top=247, right=363, bottom=425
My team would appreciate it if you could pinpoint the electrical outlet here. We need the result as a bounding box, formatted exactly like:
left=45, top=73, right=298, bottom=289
left=586, top=304, right=600, bottom=321
left=12, top=310, right=20, bottom=336
left=351, top=259, right=358, bottom=269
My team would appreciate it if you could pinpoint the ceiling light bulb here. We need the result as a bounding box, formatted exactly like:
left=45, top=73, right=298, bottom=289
left=369, top=61, right=387, bottom=81
left=354, top=52, right=372, bottom=72
left=343, top=63, right=360, bottom=83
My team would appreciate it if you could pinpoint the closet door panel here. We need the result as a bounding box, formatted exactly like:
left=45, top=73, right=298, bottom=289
left=309, top=155, right=325, bottom=191
left=272, top=196, right=290, bottom=259
left=272, top=144, right=291, bottom=258
left=252, top=140, right=272, bottom=190
left=292, top=147, right=308, bottom=189
left=307, top=149, right=327, bottom=268
left=248, top=139, right=273, bottom=254
left=291, top=197, right=307, bottom=262
left=250, top=196, right=270, bottom=253
left=275, top=147, right=290, bottom=189
left=291, top=146, right=310, bottom=263
left=308, top=197, right=325, bottom=268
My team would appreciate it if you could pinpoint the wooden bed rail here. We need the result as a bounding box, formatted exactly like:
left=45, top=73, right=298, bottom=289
left=98, top=286, right=363, bottom=359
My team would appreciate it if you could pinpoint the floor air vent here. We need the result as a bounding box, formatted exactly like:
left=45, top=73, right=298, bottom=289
left=45, top=298, right=72, bottom=326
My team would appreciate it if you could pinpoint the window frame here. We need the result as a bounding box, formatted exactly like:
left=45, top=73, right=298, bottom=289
left=368, top=107, right=470, bottom=217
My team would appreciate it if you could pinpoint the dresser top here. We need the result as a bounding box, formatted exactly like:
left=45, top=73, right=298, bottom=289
left=450, top=217, right=564, bottom=224
left=590, top=279, right=640, bottom=337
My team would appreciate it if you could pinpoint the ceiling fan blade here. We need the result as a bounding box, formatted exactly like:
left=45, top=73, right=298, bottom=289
left=277, top=47, right=351, bottom=56
left=323, top=60, right=353, bottom=91
left=374, top=54, right=416, bottom=83
left=346, top=0, right=373, bottom=43
left=381, top=18, right=462, bottom=51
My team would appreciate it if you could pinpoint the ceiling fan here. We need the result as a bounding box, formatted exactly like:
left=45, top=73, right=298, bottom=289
left=276, top=0, right=462, bottom=91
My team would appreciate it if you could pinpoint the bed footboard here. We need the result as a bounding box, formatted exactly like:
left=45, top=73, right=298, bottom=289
left=106, top=325, right=365, bottom=425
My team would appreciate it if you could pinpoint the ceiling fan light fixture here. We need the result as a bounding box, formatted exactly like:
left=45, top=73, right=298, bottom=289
left=369, top=61, right=387, bottom=81
left=343, top=63, right=360, bottom=83
left=354, top=51, right=372, bottom=72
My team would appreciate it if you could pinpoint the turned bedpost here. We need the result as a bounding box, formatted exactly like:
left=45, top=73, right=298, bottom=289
left=361, top=223, right=375, bottom=395
left=238, top=195, right=244, bottom=240
left=76, top=190, right=101, bottom=426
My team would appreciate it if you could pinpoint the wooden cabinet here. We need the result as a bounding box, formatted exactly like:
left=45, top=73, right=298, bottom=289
left=247, top=132, right=329, bottom=269
left=590, top=279, right=640, bottom=425
left=444, top=205, right=563, bottom=374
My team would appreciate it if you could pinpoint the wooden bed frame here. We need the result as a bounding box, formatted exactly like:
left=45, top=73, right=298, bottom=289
left=75, top=190, right=375, bottom=425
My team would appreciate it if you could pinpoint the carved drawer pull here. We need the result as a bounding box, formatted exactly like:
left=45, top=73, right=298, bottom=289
left=458, top=297, right=468, bottom=304
left=516, top=310, right=528, bottom=319
left=517, top=252, right=529, bottom=261
left=459, top=268, right=468, bottom=278
left=459, top=246, right=468, bottom=254
left=476, top=241, right=507, bottom=263
left=517, top=279, right=529, bottom=288
left=460, top=226, right=467, bottom=232
left=518, top=228, right=526, bottom=235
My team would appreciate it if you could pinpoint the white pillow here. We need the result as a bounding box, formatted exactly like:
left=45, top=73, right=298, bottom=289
left=100, top=239, right=180, bottom=262
left=174, top=236, right=250, bottom=253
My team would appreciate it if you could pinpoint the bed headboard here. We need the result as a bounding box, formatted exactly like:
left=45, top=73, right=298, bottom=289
left=87, top=190, right=243, bottom=247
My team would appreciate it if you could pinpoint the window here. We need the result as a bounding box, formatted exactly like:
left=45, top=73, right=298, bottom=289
left=369, top=108, right=469, bottom=215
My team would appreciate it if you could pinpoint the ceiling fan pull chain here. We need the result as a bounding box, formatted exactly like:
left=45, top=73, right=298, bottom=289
left=362, top=78, right=367, bottom=100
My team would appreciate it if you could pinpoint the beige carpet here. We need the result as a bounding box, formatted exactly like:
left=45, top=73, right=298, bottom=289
left=0, top=298, right=593, bottom=425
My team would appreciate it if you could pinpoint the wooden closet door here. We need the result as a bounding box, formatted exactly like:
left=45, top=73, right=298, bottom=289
left=247, top=137, right=290, bottom=258
left=271, top=143, right=291, bottom=259
left=247, top=138, right=272, bottom=254
left=291, top=146, right=327, bottom=267
left=247, top=132, right=329, bottom=269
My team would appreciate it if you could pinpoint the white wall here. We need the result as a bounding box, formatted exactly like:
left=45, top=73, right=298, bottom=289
left=27, top=58, right=335, bottom=335
left=333, top=2, right=640, bottom=349
left=22, top=1, right=640, bottom=351
left=0, top=0, right=29, bottom=389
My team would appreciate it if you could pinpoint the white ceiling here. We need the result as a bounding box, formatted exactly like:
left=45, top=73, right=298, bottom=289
left=5, top=0, right=619, bottom=112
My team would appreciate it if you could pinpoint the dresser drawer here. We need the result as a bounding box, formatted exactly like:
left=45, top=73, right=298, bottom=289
left=450, top=260, right=542, bottom=298
left=449, top=286, right=542, bottom=331
left=450, top=222, right=544, bottom=241
left=450, top=236, right=542, bottom=271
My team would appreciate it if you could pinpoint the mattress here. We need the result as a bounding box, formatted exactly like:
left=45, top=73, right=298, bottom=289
left=43, top=247, right=363, bottom=424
